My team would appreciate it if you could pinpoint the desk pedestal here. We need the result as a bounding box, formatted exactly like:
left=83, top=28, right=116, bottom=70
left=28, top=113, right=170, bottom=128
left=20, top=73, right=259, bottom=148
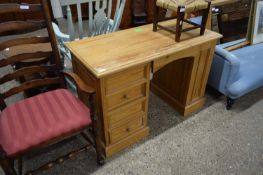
left=72, top=58, right=150, bottom=157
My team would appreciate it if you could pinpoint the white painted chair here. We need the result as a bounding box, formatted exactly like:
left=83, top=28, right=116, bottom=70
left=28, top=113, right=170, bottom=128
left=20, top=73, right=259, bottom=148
left=52, top=0, right=126, bottom=66
left=52, top=0, right=126, bottom=90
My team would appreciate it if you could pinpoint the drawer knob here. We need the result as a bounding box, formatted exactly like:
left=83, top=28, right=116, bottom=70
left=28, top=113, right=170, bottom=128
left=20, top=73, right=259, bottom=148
left=123, top=94, right=129, bottom=99
left=126, top=128, right=131, bottom=132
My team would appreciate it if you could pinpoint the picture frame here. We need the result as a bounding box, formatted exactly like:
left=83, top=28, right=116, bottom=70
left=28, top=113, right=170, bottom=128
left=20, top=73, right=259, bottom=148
left=251, top=0, right=263, bottom=44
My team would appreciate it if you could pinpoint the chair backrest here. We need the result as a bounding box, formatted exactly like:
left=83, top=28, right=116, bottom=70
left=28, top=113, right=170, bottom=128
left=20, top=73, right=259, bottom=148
left=60, top=0, right=126, bottom=40
left=0, top=0, right=64, bottom=110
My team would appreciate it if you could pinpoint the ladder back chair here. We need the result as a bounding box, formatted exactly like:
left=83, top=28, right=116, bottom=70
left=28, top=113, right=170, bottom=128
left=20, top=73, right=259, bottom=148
left=0, top=1, right=104, bottom=175
left=153, top=0, right=211, bottom=42
left=52, top=0, right=126, bottom=64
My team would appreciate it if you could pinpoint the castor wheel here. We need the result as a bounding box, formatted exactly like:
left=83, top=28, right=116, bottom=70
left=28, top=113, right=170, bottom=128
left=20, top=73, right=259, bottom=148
left=97, top=156, right=105, bottom=166
left=226, top=97, right=235, bottom=110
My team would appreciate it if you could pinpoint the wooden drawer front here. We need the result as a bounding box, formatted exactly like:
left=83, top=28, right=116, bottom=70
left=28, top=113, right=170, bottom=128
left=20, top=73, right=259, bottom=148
left=106, top=84, right=146, bottom=110
left=109, top=116, right=143, bottom=144
left=107, top=99, right=145, bottom=128
left=105, top=66, right=146, bottom=94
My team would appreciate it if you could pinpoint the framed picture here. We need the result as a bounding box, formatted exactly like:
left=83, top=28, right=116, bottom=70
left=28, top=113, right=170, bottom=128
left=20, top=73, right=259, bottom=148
left=251, top=0, right=263, bottom=44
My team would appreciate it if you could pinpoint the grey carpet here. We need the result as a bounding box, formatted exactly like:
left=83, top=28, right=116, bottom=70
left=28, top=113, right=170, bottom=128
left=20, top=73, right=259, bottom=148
left=1, top=84, right=263, bottom=175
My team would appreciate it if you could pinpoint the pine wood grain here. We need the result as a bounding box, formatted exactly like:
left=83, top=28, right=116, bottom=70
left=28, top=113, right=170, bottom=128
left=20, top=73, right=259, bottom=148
left=69, top=20, right=221, bottom=157
left=66, top=20, right=221, bottom=78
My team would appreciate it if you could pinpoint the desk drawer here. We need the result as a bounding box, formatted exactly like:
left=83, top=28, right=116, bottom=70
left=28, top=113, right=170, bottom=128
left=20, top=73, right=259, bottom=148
left=107, top=98, right=145, bottom=128
left=109, top=116, right=143, bottom=144
left=105, top=65, right=147, bottom=94
left=106, top=83, right=146, bottom=110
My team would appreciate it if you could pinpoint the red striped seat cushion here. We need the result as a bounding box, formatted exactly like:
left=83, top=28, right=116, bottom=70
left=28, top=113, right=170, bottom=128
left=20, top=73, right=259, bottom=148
left=0, top=89, right=92, bottom=157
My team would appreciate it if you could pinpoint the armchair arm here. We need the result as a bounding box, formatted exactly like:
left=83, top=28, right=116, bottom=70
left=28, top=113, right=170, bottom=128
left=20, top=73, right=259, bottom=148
left=62, top=71, right=95, bottom=95
left=215, top=46, right=240, bottom=67
left=217, top=38, right=246, bottom=49
left=208, top=46, right=241, bottom=94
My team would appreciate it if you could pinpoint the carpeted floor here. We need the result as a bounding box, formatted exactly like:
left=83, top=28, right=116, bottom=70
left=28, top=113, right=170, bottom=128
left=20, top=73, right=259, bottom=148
left=0, top=24, right=263, bottom=175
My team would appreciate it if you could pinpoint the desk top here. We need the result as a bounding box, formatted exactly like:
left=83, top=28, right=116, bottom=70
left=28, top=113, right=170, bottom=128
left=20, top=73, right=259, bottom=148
left=66, top=21, right=221, bottom=78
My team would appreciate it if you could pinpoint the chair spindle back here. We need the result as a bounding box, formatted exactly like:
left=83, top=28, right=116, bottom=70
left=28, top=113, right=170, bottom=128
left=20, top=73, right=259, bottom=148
left=59, top=0, right=126, bottom=40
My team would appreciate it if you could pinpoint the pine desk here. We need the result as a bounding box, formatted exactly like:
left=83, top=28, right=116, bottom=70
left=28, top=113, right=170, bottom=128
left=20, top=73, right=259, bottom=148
left=66, top=21, right=221, bottom=158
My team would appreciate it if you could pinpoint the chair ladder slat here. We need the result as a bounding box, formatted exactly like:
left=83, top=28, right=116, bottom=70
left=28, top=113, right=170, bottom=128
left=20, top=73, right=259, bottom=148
left=0, top=51, right=53, bottom=68
left=15, top=57, right=49, bottom=68
left=0, top=21, right=47, bottom=35
left=0, top=37, right=50, bottom=51
left=0, top=65, right=57, bottom=85
left=0, top=3, right=43, bottom=14
left=2, top=77, right=61, bottom=99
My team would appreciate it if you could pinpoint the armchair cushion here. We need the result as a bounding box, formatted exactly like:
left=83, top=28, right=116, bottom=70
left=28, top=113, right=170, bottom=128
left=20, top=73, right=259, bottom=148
left=0, top=89, right=91, bottom=157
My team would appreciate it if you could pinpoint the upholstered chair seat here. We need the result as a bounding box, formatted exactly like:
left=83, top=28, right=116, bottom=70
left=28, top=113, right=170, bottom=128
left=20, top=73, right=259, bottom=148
left=0, top=89, right=91, bottom=157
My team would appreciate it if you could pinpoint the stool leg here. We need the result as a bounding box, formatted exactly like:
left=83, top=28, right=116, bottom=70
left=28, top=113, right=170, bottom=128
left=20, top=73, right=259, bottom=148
left=153, top=0, right=159, bottom=32
left=176, top=6, right=185, bottom=42
left=216, top=7, right=223, bottom=43
left=200, top=1, right=211, bottom=35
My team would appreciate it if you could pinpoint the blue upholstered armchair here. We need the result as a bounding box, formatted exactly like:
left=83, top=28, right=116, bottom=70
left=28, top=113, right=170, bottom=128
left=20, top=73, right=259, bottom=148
left=208, top=39, right=263, bottom=109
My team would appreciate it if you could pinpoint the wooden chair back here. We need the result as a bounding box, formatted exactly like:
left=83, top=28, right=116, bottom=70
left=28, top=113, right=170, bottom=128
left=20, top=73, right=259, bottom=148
left=0, top=0, right=63, bottom=110
left=59, top=0, right=126, bottom=40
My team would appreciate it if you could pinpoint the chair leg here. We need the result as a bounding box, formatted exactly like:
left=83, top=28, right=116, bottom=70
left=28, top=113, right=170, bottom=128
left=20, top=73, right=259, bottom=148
left=153, top=0, right=159, bottom=32
left=89, top=94, right=105, bottom=165
left=0, top=147, right=17, bottom=175
left=226, top=97, right=235, bottom=110
left=95, top=137, right=105, bottom=166
left=175, top=6, right=185, bottom=42
left=200, top=1, right=211, bottom=35
left=216, top=7, right=223, bottom=43
left=18, top=158, right=22, bottom=175
left=92, top=114, right=105, bottom=165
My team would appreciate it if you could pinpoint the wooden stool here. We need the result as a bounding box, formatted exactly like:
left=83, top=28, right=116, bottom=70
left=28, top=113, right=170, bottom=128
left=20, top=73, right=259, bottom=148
left=153, top=0, right=211, bottom=42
